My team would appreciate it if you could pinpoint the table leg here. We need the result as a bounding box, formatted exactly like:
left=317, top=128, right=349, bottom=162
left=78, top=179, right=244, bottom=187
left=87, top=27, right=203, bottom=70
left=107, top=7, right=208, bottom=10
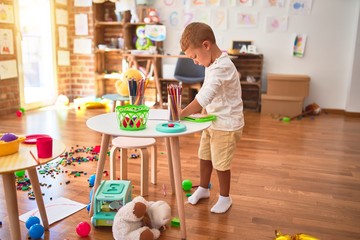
left=2, top=172, right=21, bottom=240
left=152, top=57, right=163, bottom=107
left=169, top=136, right=187, bottom=239
left=165, top=137, right=175, bottom=194
left=27, top=167, right=49, bottom=230
left=89, top=133, right=111, bottom=217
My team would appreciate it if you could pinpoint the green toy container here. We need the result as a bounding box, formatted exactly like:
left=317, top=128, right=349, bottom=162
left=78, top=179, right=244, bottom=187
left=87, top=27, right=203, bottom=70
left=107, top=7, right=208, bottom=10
left=116, top=105, right=149, bottom=131
left=91, top=180, right=132, bottom=227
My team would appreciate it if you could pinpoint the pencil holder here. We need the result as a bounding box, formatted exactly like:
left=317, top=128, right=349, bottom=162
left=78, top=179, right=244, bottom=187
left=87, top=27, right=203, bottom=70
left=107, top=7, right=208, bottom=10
left=167, top=83, right=182, bottom=122
left=116, top=105, right=149, bottom=131
left=129, top=96, right=145, bottom=105
left=168, top=94, right=181, bottom=122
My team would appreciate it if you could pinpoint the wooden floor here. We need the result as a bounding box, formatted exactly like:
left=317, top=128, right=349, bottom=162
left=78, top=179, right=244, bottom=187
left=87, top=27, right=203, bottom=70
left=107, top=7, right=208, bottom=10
left=0, top=105, right=360, bottom=240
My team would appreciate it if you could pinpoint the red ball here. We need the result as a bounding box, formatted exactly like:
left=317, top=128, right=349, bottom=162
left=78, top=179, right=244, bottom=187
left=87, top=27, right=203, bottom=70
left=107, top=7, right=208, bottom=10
left=76, top=221, right=91, bottom=237
left=16, top=110, right=22, bottom=117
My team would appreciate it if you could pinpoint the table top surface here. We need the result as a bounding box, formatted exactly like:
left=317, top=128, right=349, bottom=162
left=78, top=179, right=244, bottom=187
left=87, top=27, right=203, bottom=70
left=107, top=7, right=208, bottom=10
left=0, top=139, right=66, bottom=174
left=86, top=109, right=211, bottom=138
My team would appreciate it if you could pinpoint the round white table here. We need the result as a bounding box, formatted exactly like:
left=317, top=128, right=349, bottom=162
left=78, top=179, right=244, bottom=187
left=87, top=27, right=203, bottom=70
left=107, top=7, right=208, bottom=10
left=0, top=139, right=66, bottom=240
left=86, top=109, right=210, bottom=239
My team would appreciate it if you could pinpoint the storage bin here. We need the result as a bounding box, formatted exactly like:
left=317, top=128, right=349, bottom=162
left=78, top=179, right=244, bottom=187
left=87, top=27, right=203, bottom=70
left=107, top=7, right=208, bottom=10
left=267, top=73, right=310, bottom=97
left=261, top=94, right=304, bottom=117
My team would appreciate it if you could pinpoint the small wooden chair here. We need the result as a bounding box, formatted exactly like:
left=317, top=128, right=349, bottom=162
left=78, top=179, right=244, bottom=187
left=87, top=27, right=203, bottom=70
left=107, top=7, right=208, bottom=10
left=109, top=137, right=157, bottom=196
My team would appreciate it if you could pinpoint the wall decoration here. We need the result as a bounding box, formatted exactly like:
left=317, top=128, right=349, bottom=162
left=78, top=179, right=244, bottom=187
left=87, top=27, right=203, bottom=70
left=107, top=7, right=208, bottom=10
left=208, top=0, right=221, bottom=7
left=73, top=38, right=92, bottom=54
left=74, top=0, right=92, bottom=7
left=228, top=0, right=236, bottom=7
left=289, top=0, right=312, bottom=15
left=0, top=59, right=17, bottom=80
left=182, top=9, right=195, bottom=28
left=211, top=8, right=228, bottom=30
left=75, top=14, right=88, bottom=36
left=58, top=50, right=70, bottom=66
left=262, top=0, right=286, bottom=7
left=56, top=8, right=69, bottom=25
left=193, top=9, right=211, bottom=25
left=238, top=0, right=253, bottom=7
left=192, top=0, right=206, bottom=7
left=168, top=11, right=180, bottom=28
left=58, top=26, right=68, bottom=48
left=0, top=29, right=14, bottom=54
left=265, top=16, right=288, bottom=33
left=236, top=12, right=258, bottom=28
left=0, top=4, right=14, bottom=23
left=293, top=34, right=307, bottom=57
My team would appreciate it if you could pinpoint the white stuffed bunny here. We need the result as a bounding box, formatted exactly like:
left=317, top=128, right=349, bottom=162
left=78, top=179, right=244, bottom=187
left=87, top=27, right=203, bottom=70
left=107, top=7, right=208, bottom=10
left=112, top=196, right=171, bottom=240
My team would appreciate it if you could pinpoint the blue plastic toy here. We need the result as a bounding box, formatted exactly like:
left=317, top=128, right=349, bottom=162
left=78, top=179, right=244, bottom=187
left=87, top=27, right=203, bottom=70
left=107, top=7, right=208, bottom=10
left=88, top=174, right=96, bottom=187
left=25, top=216, right=40, bottom=229
left=28, top=223, right=44, bottom=239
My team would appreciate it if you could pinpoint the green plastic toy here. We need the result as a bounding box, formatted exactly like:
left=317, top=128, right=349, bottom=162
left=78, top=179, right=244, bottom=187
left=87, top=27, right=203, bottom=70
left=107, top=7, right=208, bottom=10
left=182, top=114, right=216, bottom=122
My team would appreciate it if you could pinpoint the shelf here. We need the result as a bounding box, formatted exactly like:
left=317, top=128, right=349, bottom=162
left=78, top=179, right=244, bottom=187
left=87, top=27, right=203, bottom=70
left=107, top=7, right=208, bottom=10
left=96, top=73, right=122, bottom=80
left=231, top=54, right=263, bottom=111
left=95, top=21, right=124, bottom=27
left=95, top=48, right=124, bottom=53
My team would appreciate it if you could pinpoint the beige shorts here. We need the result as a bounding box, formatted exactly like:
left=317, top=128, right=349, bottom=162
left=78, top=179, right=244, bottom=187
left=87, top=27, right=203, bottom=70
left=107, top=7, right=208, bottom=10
left=198, top=128, right=243, bottom=171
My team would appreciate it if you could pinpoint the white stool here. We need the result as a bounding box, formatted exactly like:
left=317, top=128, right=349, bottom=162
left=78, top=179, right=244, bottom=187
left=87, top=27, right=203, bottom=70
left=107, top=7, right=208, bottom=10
left=109, top=137, right=157, bottom=196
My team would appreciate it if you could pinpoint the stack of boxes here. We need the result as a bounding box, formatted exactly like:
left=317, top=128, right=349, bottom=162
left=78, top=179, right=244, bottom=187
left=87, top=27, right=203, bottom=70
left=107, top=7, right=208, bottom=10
left=261, top=73, right=310, bottom=117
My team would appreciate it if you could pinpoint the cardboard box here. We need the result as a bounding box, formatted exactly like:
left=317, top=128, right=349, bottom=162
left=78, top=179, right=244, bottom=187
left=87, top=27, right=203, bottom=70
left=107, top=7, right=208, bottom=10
left=261, top=94, right=304, bottom=117
left=267, top=73, right=310, bottom=97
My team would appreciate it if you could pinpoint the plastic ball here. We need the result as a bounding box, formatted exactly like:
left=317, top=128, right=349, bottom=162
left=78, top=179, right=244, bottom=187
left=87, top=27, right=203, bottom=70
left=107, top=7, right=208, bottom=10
left=0, top=133, right=18, bottom=142
left=15, top=170, right=26, bottom=178
left=88, top=174, right=96, bottom=187
left=282, top=117, right=291, bottom=122
left=25, top=216, right=40, bottom=229
left=76, top=221, right=91, bottom=237
left=182, top=179, right=192, bottom=191
left=28, top=223, right=44, bottom=239
left=16, top=110, right=22, bottom=117
left=19, top=107, right=25, bottom=113
left=86, top=204, right=91, bottom=212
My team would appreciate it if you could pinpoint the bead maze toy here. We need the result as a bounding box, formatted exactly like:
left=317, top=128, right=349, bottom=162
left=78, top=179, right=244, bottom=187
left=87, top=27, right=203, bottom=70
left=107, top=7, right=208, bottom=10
left=91, top=180, right=132, bottom=227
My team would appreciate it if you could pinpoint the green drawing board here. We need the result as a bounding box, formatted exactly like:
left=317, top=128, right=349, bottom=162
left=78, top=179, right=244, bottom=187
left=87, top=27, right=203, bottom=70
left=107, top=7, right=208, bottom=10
left=182, top=114, right=216, bottom=122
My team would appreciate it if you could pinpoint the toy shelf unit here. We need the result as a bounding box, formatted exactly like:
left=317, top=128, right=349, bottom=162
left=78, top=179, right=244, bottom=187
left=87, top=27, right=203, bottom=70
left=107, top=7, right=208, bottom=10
left=91, top=180, right=132, bottom=227
left=93, top=2, right=163, bottom=97
left=230, top=53, right=264, bottom=112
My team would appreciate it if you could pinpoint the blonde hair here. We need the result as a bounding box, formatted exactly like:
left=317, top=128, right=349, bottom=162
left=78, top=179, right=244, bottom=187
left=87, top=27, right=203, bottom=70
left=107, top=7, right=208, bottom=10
left=180, top=22, right=216, bottom=51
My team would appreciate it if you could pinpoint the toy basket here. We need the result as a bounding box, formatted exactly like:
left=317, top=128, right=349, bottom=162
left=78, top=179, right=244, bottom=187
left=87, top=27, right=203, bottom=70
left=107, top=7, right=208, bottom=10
left=0, top=135, right=26, bottom=157
left=116, top=105, right=150, bottom=131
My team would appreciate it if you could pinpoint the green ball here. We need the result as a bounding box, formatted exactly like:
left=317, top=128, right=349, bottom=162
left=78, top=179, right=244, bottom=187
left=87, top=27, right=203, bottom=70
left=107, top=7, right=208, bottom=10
left=15, top=170, right=25, bottom=177
left=182, top=179, right=192, bottom=191
left=282, top=117, right=291, bottom=122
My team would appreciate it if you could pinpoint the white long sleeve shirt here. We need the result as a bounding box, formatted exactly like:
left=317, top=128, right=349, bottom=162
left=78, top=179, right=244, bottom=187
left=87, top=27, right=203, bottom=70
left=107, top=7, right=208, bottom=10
left=195, top=52, right=244, bottom=131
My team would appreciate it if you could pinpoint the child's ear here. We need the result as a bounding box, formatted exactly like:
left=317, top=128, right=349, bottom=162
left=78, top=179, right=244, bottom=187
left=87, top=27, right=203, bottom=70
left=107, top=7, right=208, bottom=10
left=202, top=40, right=211, bottom=50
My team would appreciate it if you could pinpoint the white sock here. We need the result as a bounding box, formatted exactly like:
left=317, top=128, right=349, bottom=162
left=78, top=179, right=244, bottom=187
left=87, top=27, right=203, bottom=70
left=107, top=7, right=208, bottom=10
left=210, top=195, right=232, bottom=213
left=188, top=186, right=210, bottom=205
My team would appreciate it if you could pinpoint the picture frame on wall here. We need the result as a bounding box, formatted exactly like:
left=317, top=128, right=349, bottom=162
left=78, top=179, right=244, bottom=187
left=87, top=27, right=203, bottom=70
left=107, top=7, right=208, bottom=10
left=232, top=40, right=252, bottom=50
